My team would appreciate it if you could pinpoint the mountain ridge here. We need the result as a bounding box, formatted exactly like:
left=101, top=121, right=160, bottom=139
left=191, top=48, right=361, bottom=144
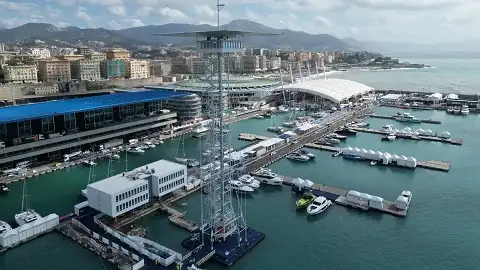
left=0, top=19, right=357, bottom=50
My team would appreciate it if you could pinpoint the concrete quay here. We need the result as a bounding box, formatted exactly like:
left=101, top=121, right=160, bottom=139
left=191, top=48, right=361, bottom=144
left=369, top=113, right=442, bottom=124
left=352, top=127, right=463, bottom=145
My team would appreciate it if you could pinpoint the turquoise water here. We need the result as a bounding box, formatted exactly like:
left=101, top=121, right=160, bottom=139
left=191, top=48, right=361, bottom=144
left=330, top=53, right=480, bottom=94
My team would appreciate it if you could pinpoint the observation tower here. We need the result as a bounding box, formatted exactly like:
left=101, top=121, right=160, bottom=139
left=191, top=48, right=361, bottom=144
left=153, top=1, right=281, bottom=268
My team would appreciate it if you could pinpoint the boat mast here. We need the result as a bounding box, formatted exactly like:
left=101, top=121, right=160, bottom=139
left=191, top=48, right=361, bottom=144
left=124, top=147, right=128, bottom=172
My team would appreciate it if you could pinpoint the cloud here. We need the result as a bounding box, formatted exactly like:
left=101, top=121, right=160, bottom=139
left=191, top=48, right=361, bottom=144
left=55, top=0, right=77, bottom=6
left=123, top=18, right=145, bottom=27
left=76, top=7, right=93, bottom=25
left=158, top=7, right=189, bottom=22
left=109, top=5, right=126, bottom=16
left=194, top=5, right=216, bottom=18
left=135, top=6, right=154, bottom=17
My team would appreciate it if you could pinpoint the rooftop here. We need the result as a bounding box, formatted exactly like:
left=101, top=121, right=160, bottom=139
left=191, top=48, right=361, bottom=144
left=0, top=90, right=188, bottom=124
left=87, top=159, right=186, bottom=195
left=282, top=78, right=374, bottom=103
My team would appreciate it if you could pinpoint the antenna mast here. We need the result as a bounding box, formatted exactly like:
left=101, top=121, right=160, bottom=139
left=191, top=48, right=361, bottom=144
left=217, top=0, right=225, bottom=30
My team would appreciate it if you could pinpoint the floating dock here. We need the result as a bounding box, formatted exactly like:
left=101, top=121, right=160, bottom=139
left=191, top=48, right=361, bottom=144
left=304, top=143, right=451, bottom=172
left=369, top=114, right=441, bottom=124
left=281, top=176, right=408, bottom=217
left=352, top=127, right=463, bottom=145
left=159, top=203, right=199, bottom=232
left=238, top=133, right=270, bottom=141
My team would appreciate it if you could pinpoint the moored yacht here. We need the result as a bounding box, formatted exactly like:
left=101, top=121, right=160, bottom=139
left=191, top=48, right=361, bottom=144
left=287, top=152, right=310, bottom=162
left=328, top=133, right=347, bottom=141
left=174, top=158, right=200, bottom=168
left=229, top=180, right=255, bottom=193
left=15, top=180, right=42, bottom=226
left=267, top=126, right=284, bottom=133
left=238, top=175, right=260, bottom=189
left=192, top=126, right=209, bottom=138
left=282, top=121, right=297, bottom=128
left=453, top=107, right=461, bottom=114
left=250, top=168, right=284, bottom=186
left=1, top=183, right=10, bottom=194
left=306, top=196, right=332, bottom=215
left=446, top=107, right=454, bottom=114
left=461, top=105, right=469, bottom=115
left=381, top=134, right=396, bottom=141
left=0, top=220, right=12, bottom=234
left=127, top=147, right=145, bottom=154
left=297, top=149, right=315, bottom=159
left=82, top=160, right=97, bottom=166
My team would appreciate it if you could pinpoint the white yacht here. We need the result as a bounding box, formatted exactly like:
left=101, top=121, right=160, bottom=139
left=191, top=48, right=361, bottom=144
left=453, top=107, right=461, bottom=114
left=250, top=168, right=284, bottom=186
left=446, top=107, right=454, bottom=114
left=82, top=160, right=97, bottom=166
left=0, top=220, right=12, bottom=236
left=63, top=150, right=82, bottom=162
left=229, top=180, right=254, bottom=193
left=129, top=139, right=139, bottom=145
left=192, top=126, right=209, bottom=138
left=111, top=153, right=121, bottom=160
left=238, top=175, right=260, bottom=189
left=254, top=115, right=264, bottom=119
left=282, top=121, right=297, bottom=128
left=127, top=147, right=145, bottom=154
left=382, top=124, right=394, bottom=132
left=382, top=134, right=396, bottom=141
left=297, top=150, right=315, bottom=159
left=174, top=158, right=200, bottom=168
left=144, top=141, right=156, bottom=148
left=287, top=153, right=310, bottom=162
left=1, top=183, right=9, bottom=193
left=401, top=190, right=412, bottom=205
left=306, top=196, right=332, bottom=215
left=461, top=105, right=469, bottom=115
left=267, top=126, right=284, bottom=133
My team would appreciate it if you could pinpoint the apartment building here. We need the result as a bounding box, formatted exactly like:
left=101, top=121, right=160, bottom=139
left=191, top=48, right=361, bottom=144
left=106, top=48, right=130, bottom=60
left=126, top=60, right=149, bottom=79
left=70, top=59, right=101, bottom=81
left=85, top=53, right=106, bottom=61
left=241, top=55, right=260, bottom=73
left=76, top=47, right=92, bottom=55
left=188, top=57, right=207, bottom=74
left=100, top=59, right=126, bottom=79
left=269, top=57, right=281, bottom=70
left=38, top=59, right=71, bottom=83
left=295, top=52, right=311, bottom=62
left=259, top=55, right=267, bottom=71
left=27, top=48, right=51, bottom=58
left=225, top=55, right=241, bottom=72
left=171, top=57, right=189, bottom=74
left=150, top=60, right=171, bottom=77
left=31, top=84, right=59, bottom=95
left=4, top=65, right=38, bottom=84
left=59, top=54, right=85, bottom=62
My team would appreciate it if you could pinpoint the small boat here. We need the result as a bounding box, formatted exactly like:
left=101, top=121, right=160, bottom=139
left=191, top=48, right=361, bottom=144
left=267, top=126, right=284, bottom=133
left=325, top=138, right=341, bottom=144
left=287, top=152, right=310, bottom=162
left=381, top=134, right=396, bottom=141
left=0, top=183, right=10, bottom=193
left=354, top=122, right=369, bottom=128
left=282, top=121, right=296, bottom=128
left=461, top=106, right=469, bottom=115
left=297, top=150, right=315, bottom=159
left=328, top=133, right=347, bottom=140
left=174, top=158, right=200, bottom=168
left=192, top=126, right=208, bottom=138
left=127, top=147, right=145, bottom=154
left=306, top=196, right=332, bottom=215
left=370, top=161, right=377, bottom=166
left=144, top=141, right=156, bottom=148
left=261, top=112, right=272, bottom=118
left=250, top=168, right=283, bottom=186
left=111, top=154, right=121, bottom=160
left=332, top=150, right=342, bottom=157
left=446, top=107, right=454, bottom=114
left=316, top=140, right=334, bottom=147
left=82, top=160, right=97, bottom=166
left=296, top=193, right=316, bottom=209
left=453, top=108, right=461, bottom=114
left=382, top=124, right=394, bottom=131
left=238, top=175, right=260, bottom=189
left=229, top=180, right=254, bottom=193
left=0, top=220, right=12, bottom=235
left=254, top=115, right=264, bottom=119
left=342, top=154, right=363, bottom=160
left=337, top=128, right=357, bottom=136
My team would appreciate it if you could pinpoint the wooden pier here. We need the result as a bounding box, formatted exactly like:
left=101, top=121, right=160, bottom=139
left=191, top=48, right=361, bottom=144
left=369, top=113, right=441, bottom=124
left=160, top=203, right=199, bottom=233
left=352, top=127, right=463, bottom=145
left=281, top=176, right=408, bottom=217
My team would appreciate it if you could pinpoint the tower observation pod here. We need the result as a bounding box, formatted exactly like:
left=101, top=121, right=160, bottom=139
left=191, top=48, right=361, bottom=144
left=152, top=2, right=281, bottom=268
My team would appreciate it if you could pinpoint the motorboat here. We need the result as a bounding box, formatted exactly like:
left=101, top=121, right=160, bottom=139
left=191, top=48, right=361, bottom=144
left=111, top=154, right=121, bottom=160
left=395, top=115, right=422, bottom=123
left=328, top=133, right=347, bottom=140
left=401, top=190, right=412, bottom=205
left=381, top=134, right=396, bottom=141
left=337, top=128, right=357, bottom=136
left=129, top=139, right=139, bottom=145
left=446, top=107, right=454, bottom=114
left=267, top=126, right=284, bottom=133
left=63, top=150, right=82, bottom=162
left=261, top=112, right=272, bottom=118
left=128, top=147, right=145, bottom=154
left=250, top=168, right=283, bottom=186
left=282, top=121, right=297, bottom=128
left=287, top=153, right=310, bottom=162
left=325, top=138, right=341, bottom=144
left=306, top=196, right=332, bottom=215
left=229, top=180, right=254, bottom=193
left=296, top=193, right=316, bottom=209
left=254, top=115, right=264, bottom=119
left=192, top=126, right=209, bottom=138
left=453, top=108, right=461, bottom=114
left=82, top=160, right=97, bottom=166
left=382, top=124, right=394, bottom=131
left=174, top=158, right=200, bottom=168
left=342, top=154, right=363, bottom=160
left=353, top=122, right=369, bottom=128
left=370, top=161, right=378, bottom=166
left=16, top=161, right=30, bottom=168
left=238, top=175, right=260, bottom=189
left=1, top=183, right=10, bottom=193
left=332, top=150, right=342, bottom=157
left=297, top=150, right=315, bottom=159
left=315, top=139, right=335, bottom=147
left=144, top=141, right=156, bottom=148
left=461, top=106, right=469, bottom=115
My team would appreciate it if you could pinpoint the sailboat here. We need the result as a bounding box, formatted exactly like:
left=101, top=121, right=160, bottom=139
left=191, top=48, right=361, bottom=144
left=15, top=178, right=42, bottom=226
left=81, top=161, right=96, bottom=197
left=267, top=116, right=284, bottom=134
left=174, top=134, right=200, bottom=168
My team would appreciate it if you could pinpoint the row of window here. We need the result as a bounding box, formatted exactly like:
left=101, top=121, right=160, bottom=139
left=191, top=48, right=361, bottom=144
left=115, top=184, right=148, bottom=203
left=159, top=169, right=184, bottom=185
left=116, top=193, right=148, bottom=213
left=159, top=179, right=184, bottom=195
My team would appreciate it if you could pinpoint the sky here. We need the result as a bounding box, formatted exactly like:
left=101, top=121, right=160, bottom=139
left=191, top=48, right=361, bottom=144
left=0, top=0, right=479, bottom=43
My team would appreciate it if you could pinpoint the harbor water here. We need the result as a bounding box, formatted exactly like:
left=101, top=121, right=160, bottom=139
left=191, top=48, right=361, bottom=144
left=1, top=107, right=480, bottom=270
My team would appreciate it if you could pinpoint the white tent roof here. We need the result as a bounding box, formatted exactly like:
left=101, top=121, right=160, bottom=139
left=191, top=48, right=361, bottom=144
left=303, top=180, right=314, bottom=188
left=291, top=178, right=305, bottom=186
left=282, top=79, right=374, bottom=103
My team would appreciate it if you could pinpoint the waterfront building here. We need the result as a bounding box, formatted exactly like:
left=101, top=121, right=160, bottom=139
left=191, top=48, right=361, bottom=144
left=126, top=60, right=149, bottom=79
left=87, top=172, right=150, bottom=218
left=105, top=48, right=130, bottom=60
left=0, top=90, right=187, bottom=167
left=145, top=75, right=283, bottom=108
left=4, top=65, right=38, bottom=84
left=100, top=60, right=126, bottom=79
left=70, top=59, right=101, bottom=81
left=146, top=160, right=187, bottom=198
left=38, top=59, right=71, bottom=83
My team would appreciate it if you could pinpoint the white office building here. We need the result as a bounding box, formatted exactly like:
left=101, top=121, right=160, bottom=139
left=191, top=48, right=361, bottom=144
left=87, top=172, right=150, bottom=218
left=147, top=160, right=187, bottom=198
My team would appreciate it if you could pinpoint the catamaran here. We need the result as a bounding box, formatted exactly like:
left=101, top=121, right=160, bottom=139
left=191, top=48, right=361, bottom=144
left=15, top=179, right=42, bottom=226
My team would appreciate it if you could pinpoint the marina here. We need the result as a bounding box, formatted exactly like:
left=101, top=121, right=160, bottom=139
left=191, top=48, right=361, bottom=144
left=352, top=127, right=463, bottom=145
left=369, top=113, right=442, bottom=124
